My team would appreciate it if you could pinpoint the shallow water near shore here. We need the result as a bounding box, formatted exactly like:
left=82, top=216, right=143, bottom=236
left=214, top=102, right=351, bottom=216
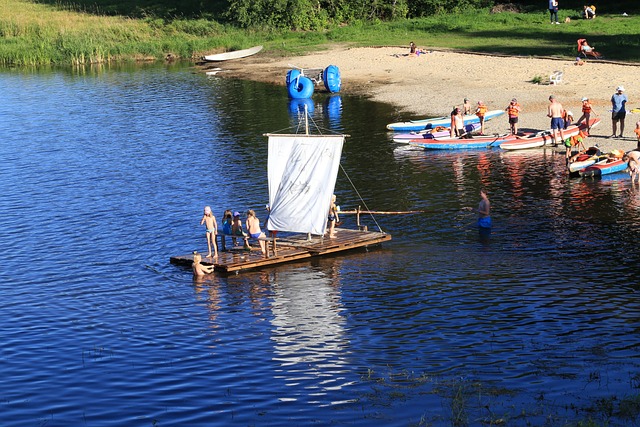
left=1, top=62, right=639, bottom=426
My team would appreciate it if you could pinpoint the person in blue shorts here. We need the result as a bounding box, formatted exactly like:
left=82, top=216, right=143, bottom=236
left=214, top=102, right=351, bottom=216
left=477, top=190, right=491, bottom=229
left=547, top=94, right=566, bottom=145
left=611, top=86, right=628, bottom=138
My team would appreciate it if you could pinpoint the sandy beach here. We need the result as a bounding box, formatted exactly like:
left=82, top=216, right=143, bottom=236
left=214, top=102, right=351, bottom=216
left=215, top=45, right=639, bottom=152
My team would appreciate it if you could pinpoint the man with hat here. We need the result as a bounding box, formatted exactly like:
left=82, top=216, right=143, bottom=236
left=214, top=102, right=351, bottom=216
left=611, top=86, right=628, bottom=138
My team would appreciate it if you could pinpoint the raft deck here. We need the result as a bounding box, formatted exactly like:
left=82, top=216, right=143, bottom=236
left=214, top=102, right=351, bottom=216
left=170, top=228, right=391, bottom=274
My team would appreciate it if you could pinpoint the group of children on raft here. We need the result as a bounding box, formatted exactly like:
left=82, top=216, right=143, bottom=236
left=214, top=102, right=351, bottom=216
left=193, top=195, right=341, bottom=275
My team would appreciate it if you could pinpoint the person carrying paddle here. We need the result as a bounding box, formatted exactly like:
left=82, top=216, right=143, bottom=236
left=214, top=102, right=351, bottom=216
left=547, top=95, right=566, bottom=146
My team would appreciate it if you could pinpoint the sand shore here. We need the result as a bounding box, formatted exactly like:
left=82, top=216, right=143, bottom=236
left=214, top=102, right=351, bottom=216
left=214, top=45, right=639, bottom=152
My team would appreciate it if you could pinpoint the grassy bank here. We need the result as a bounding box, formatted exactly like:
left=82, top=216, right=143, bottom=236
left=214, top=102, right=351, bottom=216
left=1, top=0, right=639, bottom=66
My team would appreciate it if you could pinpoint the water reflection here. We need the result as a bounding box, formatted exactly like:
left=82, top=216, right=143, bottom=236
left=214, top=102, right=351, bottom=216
left=268, top=264, right=350, bottom=401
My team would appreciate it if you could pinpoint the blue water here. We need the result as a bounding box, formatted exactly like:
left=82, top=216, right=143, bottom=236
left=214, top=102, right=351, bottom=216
left=1, top=63, right=639, bottom=426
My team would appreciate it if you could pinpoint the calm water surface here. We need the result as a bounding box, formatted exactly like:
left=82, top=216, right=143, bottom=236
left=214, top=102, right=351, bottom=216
left=1, top=63, right=639, bottom=426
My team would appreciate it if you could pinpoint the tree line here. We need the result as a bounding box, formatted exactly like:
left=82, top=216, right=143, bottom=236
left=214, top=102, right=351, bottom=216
left=34, top=0, right=639, bottom=29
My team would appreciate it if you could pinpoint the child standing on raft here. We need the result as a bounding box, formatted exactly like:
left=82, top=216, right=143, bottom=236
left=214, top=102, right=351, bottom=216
left=200, top=206, right=218, bottom=259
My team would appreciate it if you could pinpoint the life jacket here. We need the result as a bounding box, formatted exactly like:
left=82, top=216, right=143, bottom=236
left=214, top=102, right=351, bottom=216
left=582, top=102, right=592, bottom=113
left=476, top=104, right=487, bottom=117
left=564, top=134, right=584, bottom=148
left=507, top=103, right=520, bottom=117
left=564, top=130, right=588, bottom=148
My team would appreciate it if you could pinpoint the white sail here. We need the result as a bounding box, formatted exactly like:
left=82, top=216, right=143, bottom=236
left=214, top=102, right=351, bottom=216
left=267, top=134, right=344, bottom=235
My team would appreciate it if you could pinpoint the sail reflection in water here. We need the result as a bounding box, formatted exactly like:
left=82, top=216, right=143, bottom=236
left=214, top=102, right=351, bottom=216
left=269, top=265, right=352, bottom=403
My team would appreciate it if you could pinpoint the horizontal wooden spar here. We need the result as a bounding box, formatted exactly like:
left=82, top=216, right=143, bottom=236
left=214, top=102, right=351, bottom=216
left=339, top=210, right=424, bottom=214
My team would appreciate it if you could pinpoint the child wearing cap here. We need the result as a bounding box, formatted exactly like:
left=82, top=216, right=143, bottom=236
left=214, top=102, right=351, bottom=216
left=232, top=211, right=250, bottom=250
left=577, top=97, right=596, bottom=133
left=200, top=206, right=218, bottom=259
left=505, top=98, right=521, bottom=135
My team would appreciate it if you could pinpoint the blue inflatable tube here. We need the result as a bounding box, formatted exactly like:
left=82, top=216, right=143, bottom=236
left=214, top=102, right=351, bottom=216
left=288, top=98, right=315, bottom=116
left=288, top=75, right=314, bottom=99
left=323, top=65, right=341, bottom=93
left=286, top=69, right=301, bottom=86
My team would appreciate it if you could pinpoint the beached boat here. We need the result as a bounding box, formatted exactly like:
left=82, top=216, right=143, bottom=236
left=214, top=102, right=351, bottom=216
left=386, top=110, right=504, bottom=132
left=392, top=123, right=480, bottom=143
left=568, top=153, right=606, bottom=174
left=579, top=158, right=628, bottom=177
left=203, top=45, right=263, bottom=62
left=499, top=118, right=600, bottom=151
left=409, top=133, right=517, bottom=150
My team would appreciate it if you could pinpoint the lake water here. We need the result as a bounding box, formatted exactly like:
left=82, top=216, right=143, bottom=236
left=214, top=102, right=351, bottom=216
left=1, top=62, right=639, bottom=427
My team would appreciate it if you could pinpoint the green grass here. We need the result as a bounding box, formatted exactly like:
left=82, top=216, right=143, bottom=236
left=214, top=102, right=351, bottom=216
left=0, top=0, right=639, bottom=66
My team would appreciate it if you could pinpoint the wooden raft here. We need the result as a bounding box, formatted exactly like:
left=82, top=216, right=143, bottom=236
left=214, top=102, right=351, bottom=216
left=170, top=228, right=391, bottom=274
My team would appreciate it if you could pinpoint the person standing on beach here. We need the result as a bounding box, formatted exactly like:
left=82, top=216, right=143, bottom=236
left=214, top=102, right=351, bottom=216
left=611, top=86, right=628, bottom=138
left=462, top=98, right=472, bottom=115
left=547, top=95, right=565, bottom=146
left=577, top=97, right=596, bottom=133
left=505, top=98, right=521, bottom=134
left=475, top=101, right=488, bottom=135
left=548, top=0, right=559, bottom=24
left=450, top=106, right=464, bottom=137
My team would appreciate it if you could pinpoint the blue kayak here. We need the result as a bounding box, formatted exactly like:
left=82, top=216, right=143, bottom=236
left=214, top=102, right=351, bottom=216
left=386, top=110, right=505, bottom=132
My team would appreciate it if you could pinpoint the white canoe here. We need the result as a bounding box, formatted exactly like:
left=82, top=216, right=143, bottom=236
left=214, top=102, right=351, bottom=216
left=386, top=110, right=505, bottom=132
left=203, top=45, right=263, bottom=62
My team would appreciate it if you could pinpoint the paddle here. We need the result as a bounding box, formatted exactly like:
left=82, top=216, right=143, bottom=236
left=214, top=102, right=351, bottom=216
left=487, top=133, right=511, bottom=147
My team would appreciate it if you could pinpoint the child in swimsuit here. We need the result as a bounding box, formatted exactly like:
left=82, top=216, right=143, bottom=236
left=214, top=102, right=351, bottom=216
left=200, top=206, right=218, bottom=258
left=246, top=209, right=266, bottom=256
left=192, top=252, right=214, bottom=276
left=220, top=210, right=233, bottom=251
left=326, top=194, right=340, bottom=238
